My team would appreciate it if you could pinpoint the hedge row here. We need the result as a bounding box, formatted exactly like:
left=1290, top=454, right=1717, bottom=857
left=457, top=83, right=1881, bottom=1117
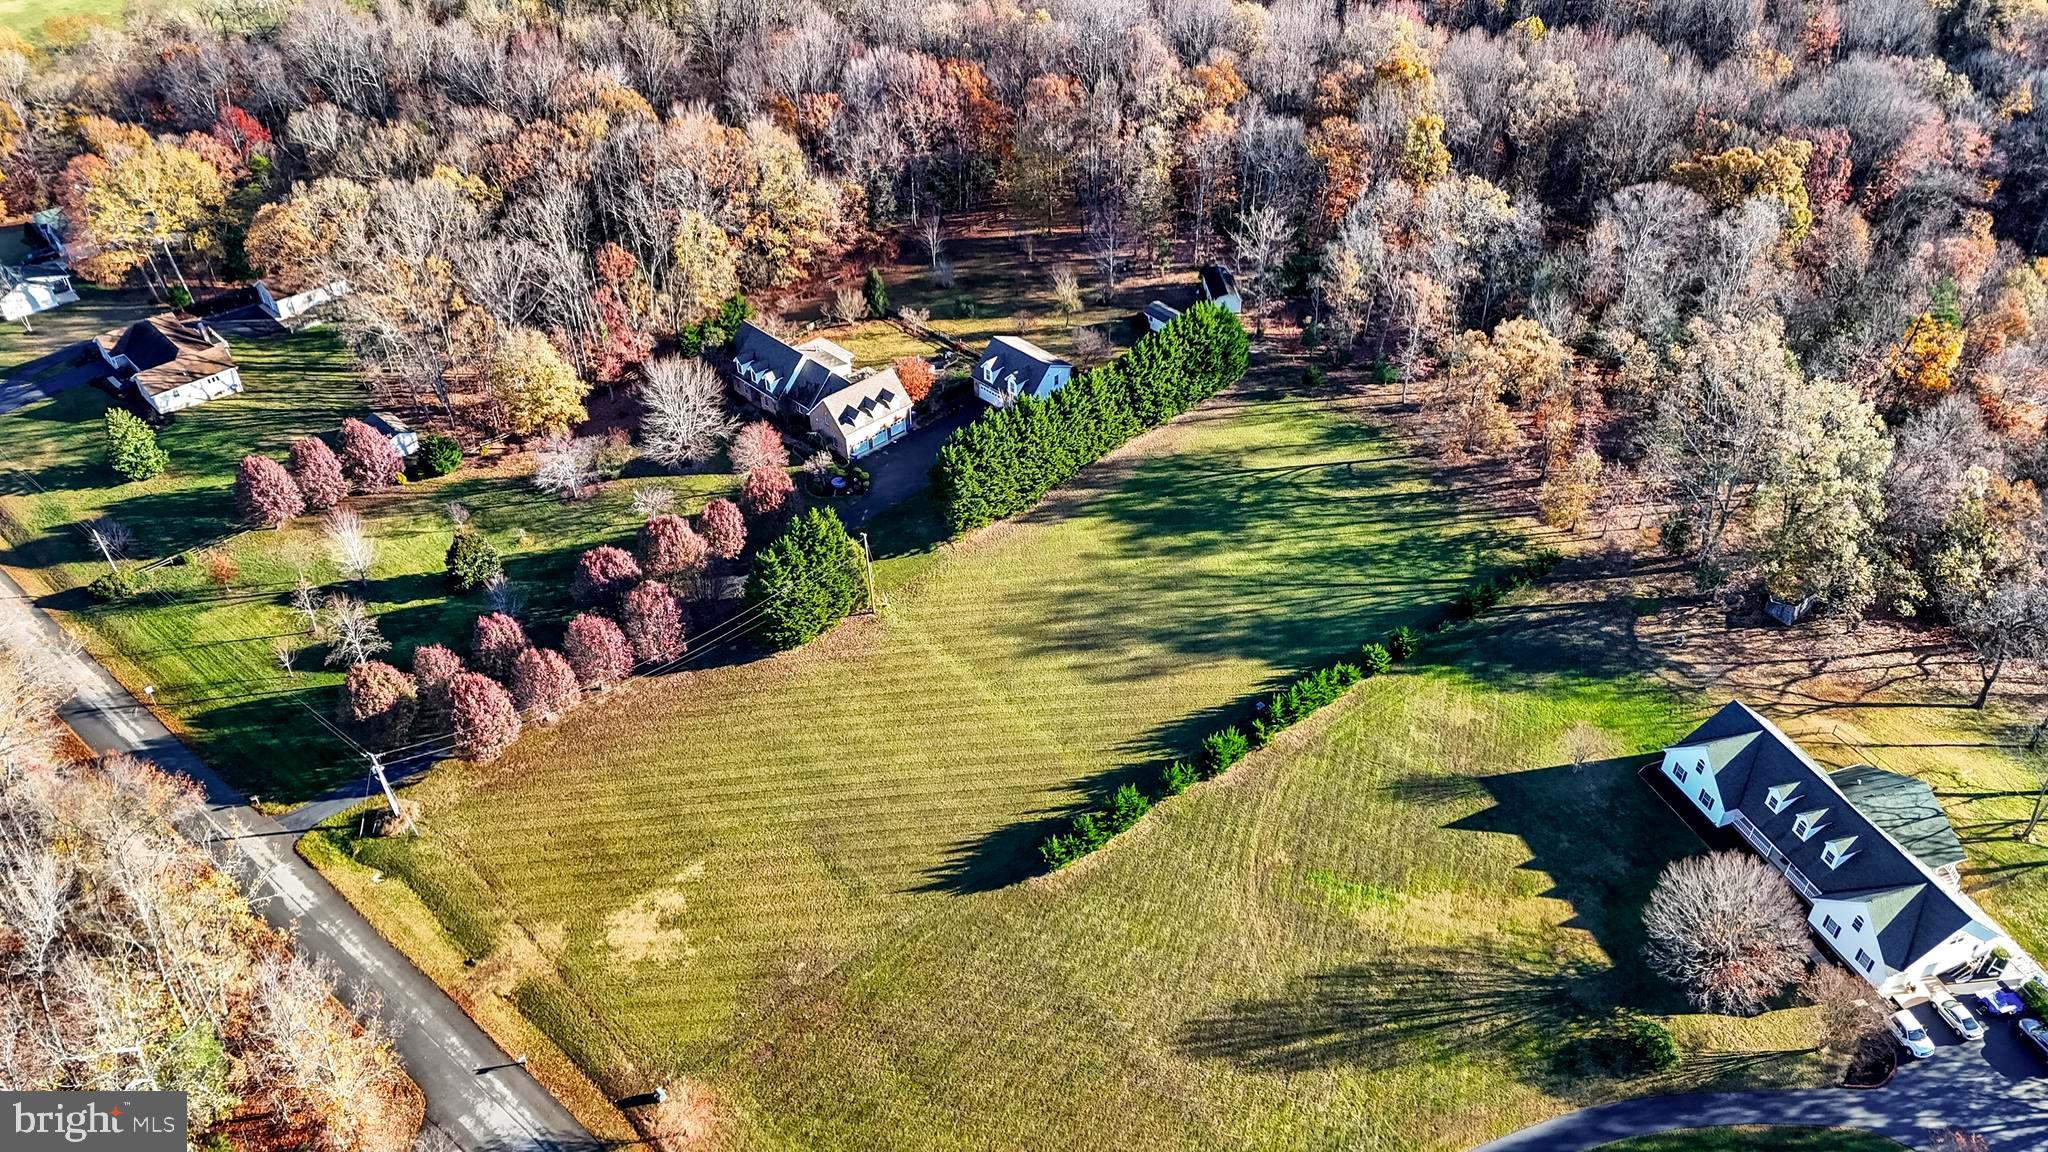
left=931, top=302, right=1250, bottom=535
left=1036, top=550, right=1565, bottom=872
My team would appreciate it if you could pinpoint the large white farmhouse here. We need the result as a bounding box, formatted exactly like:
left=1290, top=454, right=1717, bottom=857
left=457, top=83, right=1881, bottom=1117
left=1660, top=701, right=2015, bottom=996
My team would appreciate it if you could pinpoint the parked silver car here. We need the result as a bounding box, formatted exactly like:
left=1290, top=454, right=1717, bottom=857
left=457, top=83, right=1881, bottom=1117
left=1931, top=990, right=1985, bottom=1042
left=2020, top=1019, right=2048, bottom=1061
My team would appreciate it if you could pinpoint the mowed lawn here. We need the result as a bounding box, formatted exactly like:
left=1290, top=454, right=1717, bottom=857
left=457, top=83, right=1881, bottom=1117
left=326, top=389, right=1830, bottom=1149
left=0, top=327, right=734, bottom=797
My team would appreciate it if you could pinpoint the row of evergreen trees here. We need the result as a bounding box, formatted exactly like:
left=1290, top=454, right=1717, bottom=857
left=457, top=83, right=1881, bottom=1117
left=930, top=302, right=1251, bottom=535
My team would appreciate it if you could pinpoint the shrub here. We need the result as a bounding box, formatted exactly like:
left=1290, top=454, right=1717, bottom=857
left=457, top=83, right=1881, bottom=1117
left=893, top=355, right=935, bottom=403
left=287, top=436, right=349, bottom=509
left=1557, top=1011, right=1680, bottom=1077
left=338, top=418, right=404, bottom=491
left=572, top=546, right=643, bottom=608
left=418, top=433, right=462, bottom=478
left=448, top=671, right=521, bottom=762
left=1105, top=783, right=1150, bottom=832
left=104, top=409, right=168, bottom=481
left=739, top=466, right=797, bottom=526
left=1386, top=627, right=1419, bottom=661
left=729, top=420, right=789, bottom=474
left=1160, top=760, right=1198, bottom=795
left=746, top=507, right=864, bottom=650
left=510, top=646, right=581, bottom=723
left=638, top=514, right=709, bottom=581
left=674, top=294, right=752, bottom=356
left=445, top=530, right=503, bottom=593
left=699, top=498, right=747, bottom=560
left=338, top=660, right=418, bottom=750
left=469, top=612, right=529, bottom=680
left=1360, top=643, right=1392, bottom=675
left=621, top=580, right=687, bottom=663
left=411, top=644, right=463, bottom=727
left=234, top=455, right=304, bottom=527
left=2020, top=979, right=2048, bottom=1018
left=1200, top=726, right=1249, bottom=777
left=931, top=302, right=1249, bottom=535
left=87, top=567, right=148, bottom=602
left=564, top=613, right=634, bottom=689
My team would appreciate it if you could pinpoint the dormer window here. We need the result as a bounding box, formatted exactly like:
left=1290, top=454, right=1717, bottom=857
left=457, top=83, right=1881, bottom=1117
left=981, top=358, right=998, bottom=383
left=1794, top=809, right=1828, bottom=841
left=1765, top=783, right=1799, bottom=814
left=1822, top=836, right=1858, bottom=869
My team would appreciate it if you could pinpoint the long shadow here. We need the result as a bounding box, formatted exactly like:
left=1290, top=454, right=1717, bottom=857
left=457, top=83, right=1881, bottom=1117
left=1176, top=944, right=1606, bottom=1075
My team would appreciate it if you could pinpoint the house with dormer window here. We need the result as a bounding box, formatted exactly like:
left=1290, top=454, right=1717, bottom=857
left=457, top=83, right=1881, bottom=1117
left=729, top=321, right=855, bottom=417
left=973, top=335, right=1071, bottom=409
left=1658, top=701, right=2016, bottom=995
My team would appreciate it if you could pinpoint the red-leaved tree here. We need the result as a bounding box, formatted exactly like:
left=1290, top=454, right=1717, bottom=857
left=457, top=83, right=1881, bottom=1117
left=564, top=612, right=634, bottom=689
left=892, top=355, right=936, bottom=403
left=621, top=580, right=686, bottom=663
left=638, top=514, right=710, bottom=581
left=573, top=546, right=643, bottom=608
left=470, top=613, right=529, bottom=680
left=510, top=646, right=582, bottom=723
left=211, top=105, right=271, bottom=162
left=338, top=418, right=403, bottom=491
left=739, top=466, right=797, bottom=527
left=448, top=671, right=521, bottom=762
left=589, top=243, right=654, bottom=387
left=729, top=420, right=789, bottom=473
left=287, top=436, right=350, bottom=511
left=699, top=497, right=747, bottom=560
left=411, top=644, right=464, bottom=729
left=338, top=660, right=418, bottom=750
left=235, top=455, right=305, bottom=528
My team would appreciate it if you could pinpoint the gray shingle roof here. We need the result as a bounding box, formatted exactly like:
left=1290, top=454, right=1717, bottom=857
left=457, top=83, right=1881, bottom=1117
left=1830, top=764, right=1969, bottom=871
left=1673, top=701, right=1977, bottom=972
left=975, top=336, right=1068, bottom=401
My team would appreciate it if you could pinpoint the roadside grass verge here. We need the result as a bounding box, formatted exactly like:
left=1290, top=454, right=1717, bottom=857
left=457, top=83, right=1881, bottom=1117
left=1593, top=1127, right=1908, bottom=1150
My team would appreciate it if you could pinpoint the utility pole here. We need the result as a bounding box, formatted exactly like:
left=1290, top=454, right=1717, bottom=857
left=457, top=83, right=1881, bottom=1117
left=368, top=754, right=415, bottom=834
left=858, top=532, right=878, bottom=614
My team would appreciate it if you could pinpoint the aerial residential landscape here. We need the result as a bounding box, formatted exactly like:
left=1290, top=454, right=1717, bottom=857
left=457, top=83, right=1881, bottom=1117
left=1, top=2, right=2047, bottom=1151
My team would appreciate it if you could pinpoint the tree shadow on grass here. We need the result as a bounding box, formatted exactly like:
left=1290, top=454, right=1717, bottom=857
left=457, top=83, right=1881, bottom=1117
left=1175, top=944, right=1607, bottom=1075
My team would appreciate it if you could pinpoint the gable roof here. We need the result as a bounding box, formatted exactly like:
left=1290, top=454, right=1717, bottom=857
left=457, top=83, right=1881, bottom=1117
left=1669, top=701, right=1981, bottom=971
left=976, top=335, right=1069, bottom=400
left=103, top=315, right=237, bottom=396
left=818, top=368, right=911, bottom=434
left=732, top=321, right=852, bottom=411
left=1199, top=264, right=1238, bottom=301
left=1144, top=301, right=1180, bottom=324
left=1830, top=765, right=1969, bottom=871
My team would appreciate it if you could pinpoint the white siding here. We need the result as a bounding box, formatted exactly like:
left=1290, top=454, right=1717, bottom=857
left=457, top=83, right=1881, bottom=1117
left=1660, top=747, right=1728, bottom=826
left=149, top=368, right=243, bottom=415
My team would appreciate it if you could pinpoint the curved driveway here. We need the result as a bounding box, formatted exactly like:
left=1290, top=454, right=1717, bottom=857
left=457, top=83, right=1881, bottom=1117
left=1474, top=1007, right=2048, bottom=1152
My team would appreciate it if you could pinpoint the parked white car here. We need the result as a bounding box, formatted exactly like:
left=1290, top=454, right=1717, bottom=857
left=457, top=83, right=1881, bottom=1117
left=1931, top=990, right=1984, bottom=1041
left=1889, top=1009, right=1936, bottom=1058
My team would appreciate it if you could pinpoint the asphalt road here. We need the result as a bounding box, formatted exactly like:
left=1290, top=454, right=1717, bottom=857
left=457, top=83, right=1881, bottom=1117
left=0, top=570, right=600, bottom=1152
left=1472, top=1000, right=2048, bottom=1151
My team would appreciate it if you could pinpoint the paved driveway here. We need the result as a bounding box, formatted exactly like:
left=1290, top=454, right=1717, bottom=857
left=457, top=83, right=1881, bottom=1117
left=839, top=400, right=979, bottom=527
left=1472, top=1005, right=2048, bottom=1151
left=0, top=341, right=104, bottom=415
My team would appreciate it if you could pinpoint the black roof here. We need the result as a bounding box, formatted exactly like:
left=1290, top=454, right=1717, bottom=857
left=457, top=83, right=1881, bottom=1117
left=1675, top=702, right=1977, bottom=971
left=1199, top=265, right=1237, bottom=300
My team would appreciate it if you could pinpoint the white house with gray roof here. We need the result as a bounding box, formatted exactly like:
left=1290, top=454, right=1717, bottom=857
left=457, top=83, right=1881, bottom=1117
left=807, top=367, right=914, bottom=461
left=1660, top=701, right=2015, bottom=995
left=729, top=321, right=855, bottom=417
left=973, top=335, right=1071, bottom=409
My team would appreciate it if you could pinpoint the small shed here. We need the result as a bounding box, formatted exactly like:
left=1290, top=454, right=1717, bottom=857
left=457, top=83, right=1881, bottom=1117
left=1198, top=265, right=1242, bottom=314
left=1766, top=593, right=1816, bottom=626
left=1143, top=301, right=1180, bottom=332
left=362, top=411, right=420, bottom=458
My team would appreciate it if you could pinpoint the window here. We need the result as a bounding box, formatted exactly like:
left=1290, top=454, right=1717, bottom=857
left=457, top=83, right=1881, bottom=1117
left=1851, top=915, right=1865, bottom=933
left=1674, top=761, right=1688, bottom=782
left=1697, top=788, right=1714, bottom=809
left=1856, top=949, right=1875, bottom=972
left=1822, top=837, right=1858, bottom=869
left=1822, top=915, right=1841, bottom=938
left=1766, top=783, right=1799, bottom=814
left=1794, top=809, right=1828, bottom=841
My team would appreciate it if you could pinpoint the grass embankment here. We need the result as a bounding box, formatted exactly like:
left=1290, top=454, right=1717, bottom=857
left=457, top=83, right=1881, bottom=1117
left=0, top=327, right=734, bottom=797
left=314, top=386, right=1828, bottom=1150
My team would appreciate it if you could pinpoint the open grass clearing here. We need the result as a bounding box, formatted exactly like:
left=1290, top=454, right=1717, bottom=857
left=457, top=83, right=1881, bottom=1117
left=0, top=0, right=119, bottom=38
left=0, top=326, right=735, bottom=797
left=312, top=377, right=1845, bottom=1150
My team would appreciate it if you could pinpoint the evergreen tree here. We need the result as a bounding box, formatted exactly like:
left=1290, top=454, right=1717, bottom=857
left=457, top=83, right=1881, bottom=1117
left=746, top=507, right=864, bottom=649
left=863, top=267, right=888, bottom=318
left=104, top=409, right=167, bottom=481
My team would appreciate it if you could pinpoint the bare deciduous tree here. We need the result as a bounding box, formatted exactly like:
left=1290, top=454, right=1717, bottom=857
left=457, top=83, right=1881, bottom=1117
left=1797, top=963, right=1885, bottom=1060
left=83, top=517, right=132, bottom=576
left=1642, top=850, right=1809, bottom=1015
left=324, top=507, right=375, bottom=584
left=826, top=283, right=866, bottom=325
left=533, top=435, right=600, bottom=500
left=319, top=594, right=388, bottom=667
left=639, top=356, right=735, bottom=470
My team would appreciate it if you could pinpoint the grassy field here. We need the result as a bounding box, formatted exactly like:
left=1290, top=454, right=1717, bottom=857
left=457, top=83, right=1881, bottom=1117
left=0, top=327, right=735, bottom=797
left=1596, top=1127, right=1906, bottom=1150
left=312, top=384, right=1834, bottom=1149
left=0, top=0, right=118, bottom=38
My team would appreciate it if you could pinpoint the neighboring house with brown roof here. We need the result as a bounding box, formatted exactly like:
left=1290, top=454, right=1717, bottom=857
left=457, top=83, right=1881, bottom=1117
left=97, top=314, right=242, bottom=416
left=1660, top=701, right=2018, bottom=995
left=807, top=367, right=914, bottom=461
